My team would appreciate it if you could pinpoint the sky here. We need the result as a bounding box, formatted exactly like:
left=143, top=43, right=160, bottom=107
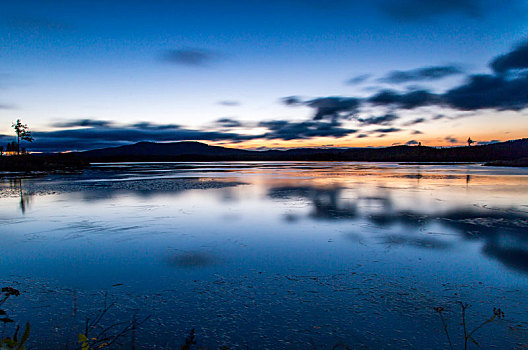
left=0, top=0, right=527, bottom=152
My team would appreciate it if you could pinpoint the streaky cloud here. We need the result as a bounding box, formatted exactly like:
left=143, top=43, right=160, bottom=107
left=161, top=48, right=220, bottom=67
left=305, top=97, right=361, bottom=120
left=131, top=122, right=181, bottom=130
left=346, top=74, right=372, bottom=85
left=445, top=136, right=459, bottom=143
left=53, top=119, right=113, bottom=128
left=368, top=89, right=440, bottom=109
left=444, top=74, right=528, bottom=110
left=402, top=117, right=426, bottom=126
left=358, top=113, right=399, bottom=126
left=373, top=127, right=401, bottom=133
left=218, top=100, right=241, bottom=106
left=215, top=118, right=242, bottom=128
left=490, top=39, right=528, bottom=74
left=281, top=96, right=303, bottom=105
left=259, top=119, right=357, bottom=140
left=379, top=65, right=463, bottom=84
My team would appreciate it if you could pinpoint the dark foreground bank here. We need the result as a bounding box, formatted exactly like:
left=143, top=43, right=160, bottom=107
left=484, top=157, right=528, bottom=167
left=0, top=154, right=89, bottom=172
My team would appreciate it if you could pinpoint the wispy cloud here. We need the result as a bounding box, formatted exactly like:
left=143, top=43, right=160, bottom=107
left=358, top=113, right=399, bottom=126
left=378, top=65, right=463, bottom=84
left=445, top=136, right=459, bottom=144
left=215, top=118, right=242, bottom=128
left=217, top=100, right=241, bottom=106
left=402, top=117, right=426, bottom=126
left=161, top=48, right=221, bottom=67
left=346, top=74, right=372, bottom=85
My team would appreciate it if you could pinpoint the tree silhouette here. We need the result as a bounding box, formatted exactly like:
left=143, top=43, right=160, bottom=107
left=467, top=137, right=474, bottom=147
left=6, top=142, right=16, bottom=155
left=11, top=119, right=33, bottom=155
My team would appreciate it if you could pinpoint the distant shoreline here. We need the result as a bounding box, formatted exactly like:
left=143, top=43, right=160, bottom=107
left=1, top=138, right=527, bottom=172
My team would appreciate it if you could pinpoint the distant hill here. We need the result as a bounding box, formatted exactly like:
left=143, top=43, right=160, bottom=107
left=80, top=141, right=253, bottom=159
left=75, top=138, right=528, bottom=163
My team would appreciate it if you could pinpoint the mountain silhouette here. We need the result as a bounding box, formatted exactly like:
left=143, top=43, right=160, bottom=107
left=76, top=139, right=528, bottom=163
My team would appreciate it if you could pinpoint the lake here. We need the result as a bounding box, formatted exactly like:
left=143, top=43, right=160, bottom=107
left=1, top=162, right=528, bottom=349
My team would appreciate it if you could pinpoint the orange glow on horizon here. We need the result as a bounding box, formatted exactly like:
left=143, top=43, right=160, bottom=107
left=210, top=130, right=528, bottom=150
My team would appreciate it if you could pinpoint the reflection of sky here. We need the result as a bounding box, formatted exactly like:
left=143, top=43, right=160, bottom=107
left=1, top=162, right=528, bottom=348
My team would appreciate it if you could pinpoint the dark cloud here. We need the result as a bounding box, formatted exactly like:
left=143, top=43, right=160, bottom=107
left=432, top=114, right=446, bottom=120
left=301, top=40, right=528, bottom=114
left=379, top=65, right=463, bottom=84
left=281, top=96, right=303, bottom=105
left=283, top=96, right=360, bottom=120
left=9, top=122, right=259, bottom=152
left=305, top=97, right=361, bottom=120
left=373, top=127, right=401, bottom=133
left=405, top=140, right=420, bottom=145
left=130, top=122, right=180, bottom=130
left=402, top=117, right=426, bottom=126
left=356, top=133, right=368, bottom=138
left=411, top=130, right=423, bottom=134
left=38, top=126, right=254, bottom=143
left=382, top=0, right=483, bottom=20
left=490, top=40, right=528, bottom=74
left=215, top=118, right=242, bottom=128
left=259, top=119, right=357, bottom=140
left=358, top=113, right=399, bottom=126
left=346, top=74, right=372, bottom=85
left=444, top=74, right=528, bottom=110
left=368, top=89, right=440, bottom=109
left=53, top=119, right=113, bottom=128
left=6, top=117, right=361, bottom=152
left=161, top=48, right=220, bottom=67
left=445, top=136, right=459, bottom=143
left=218, top=100, right=240, bottom=106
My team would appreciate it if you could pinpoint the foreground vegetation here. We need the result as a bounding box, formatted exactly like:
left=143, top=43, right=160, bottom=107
left=0, top=285, right=519, bottom=349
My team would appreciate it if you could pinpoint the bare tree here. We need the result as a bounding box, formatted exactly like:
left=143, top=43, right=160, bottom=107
left=11, top=119, right=33, bottom=155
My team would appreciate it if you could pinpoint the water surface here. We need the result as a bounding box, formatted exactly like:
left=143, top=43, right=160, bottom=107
left=1, top=162, right=528, bottom=349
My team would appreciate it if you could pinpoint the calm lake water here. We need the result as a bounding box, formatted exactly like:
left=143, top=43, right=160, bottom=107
left=1, top=162, right=528, bottom=349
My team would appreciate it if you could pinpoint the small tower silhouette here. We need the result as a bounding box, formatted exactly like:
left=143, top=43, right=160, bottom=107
left=467, top=137, right=474, bottom=146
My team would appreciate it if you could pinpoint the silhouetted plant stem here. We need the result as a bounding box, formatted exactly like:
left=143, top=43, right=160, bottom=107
left=434, top=307, right=454, bottom=350
left=435, top=302, right=506, bottom=350
left=459, top=302, right=469, bottom=350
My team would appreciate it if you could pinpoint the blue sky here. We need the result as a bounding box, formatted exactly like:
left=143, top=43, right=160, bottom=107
left=1, top=0, right=527, bottom=151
